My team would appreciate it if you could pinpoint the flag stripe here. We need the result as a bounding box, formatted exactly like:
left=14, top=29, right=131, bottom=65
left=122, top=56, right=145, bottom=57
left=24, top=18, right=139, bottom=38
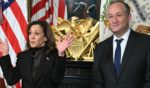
left=1, top=15, right=21, bottom=54
left=31, top=0, right=47, bottom=15
left=3, top=7, right=25, bottom=51
left=31, top=8, right=46, bottom=21
left=31, top=0, right=67, bottom=26
left=52, top=0, right=59, bottom=25
left=10, top=1, right=27, bottom=41
left=16, top=0, right=28, bottom=22
left=0, top=0, right=28, bottom=88
left=49, top=0, right=54, bottom=25
left=64, top=4, right=67, bottom=20
left=31, top=0, right=49, bottom=21
left=32, top=0, right=41, bottom=7
left=58, top=0, right=65, bottom=18
left=38, top=7, right=51, bottom=21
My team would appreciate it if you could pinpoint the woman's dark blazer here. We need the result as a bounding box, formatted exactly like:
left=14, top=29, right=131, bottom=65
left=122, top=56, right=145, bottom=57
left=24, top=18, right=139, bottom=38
left=0, top=49, right=66, bottom=88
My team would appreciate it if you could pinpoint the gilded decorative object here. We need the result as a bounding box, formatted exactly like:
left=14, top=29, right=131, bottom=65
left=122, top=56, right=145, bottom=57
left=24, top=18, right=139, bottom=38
left=52, top=17, right=100, bottom=61
left=135, top=25, right=150, bottom=35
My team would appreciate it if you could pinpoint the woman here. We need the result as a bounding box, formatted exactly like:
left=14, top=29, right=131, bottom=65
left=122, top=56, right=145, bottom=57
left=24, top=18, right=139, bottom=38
left=0, top=21, right=74, bottom=88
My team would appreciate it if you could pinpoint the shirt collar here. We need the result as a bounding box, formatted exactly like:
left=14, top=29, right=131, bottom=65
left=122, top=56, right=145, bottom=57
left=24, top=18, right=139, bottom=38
left=113, top=28, right=131, bottom=41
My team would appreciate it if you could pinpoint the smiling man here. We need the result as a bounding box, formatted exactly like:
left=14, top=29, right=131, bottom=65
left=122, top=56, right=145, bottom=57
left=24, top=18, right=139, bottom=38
left=92, top=1, right=150, bottom=88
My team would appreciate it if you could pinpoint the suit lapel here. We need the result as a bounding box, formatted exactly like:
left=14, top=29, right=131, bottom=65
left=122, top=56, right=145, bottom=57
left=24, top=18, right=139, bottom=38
left=118, top=30, right=135, bottom=78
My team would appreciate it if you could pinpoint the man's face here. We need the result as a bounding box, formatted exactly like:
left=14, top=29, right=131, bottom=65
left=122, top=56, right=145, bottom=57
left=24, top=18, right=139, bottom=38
left=107, top=2, right=131, bottom=36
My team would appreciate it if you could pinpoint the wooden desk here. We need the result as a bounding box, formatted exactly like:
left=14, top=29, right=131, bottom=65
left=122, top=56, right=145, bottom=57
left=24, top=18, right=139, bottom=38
left=59, top=60, right=93, bottom=88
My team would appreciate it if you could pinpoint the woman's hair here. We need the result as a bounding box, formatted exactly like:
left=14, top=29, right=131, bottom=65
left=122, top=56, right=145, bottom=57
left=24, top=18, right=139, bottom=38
left=26, top=20, right=56, bottom=53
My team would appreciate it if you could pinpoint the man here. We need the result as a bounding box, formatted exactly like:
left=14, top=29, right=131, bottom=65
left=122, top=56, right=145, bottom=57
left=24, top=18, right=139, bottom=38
left=92, top=1, right=150, bottom=88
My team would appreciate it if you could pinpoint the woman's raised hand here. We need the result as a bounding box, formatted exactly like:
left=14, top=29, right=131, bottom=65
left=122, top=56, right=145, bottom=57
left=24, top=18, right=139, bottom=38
left=56, top=34, right=74, bottom=56
left=0, top=39, right=9, bottom=56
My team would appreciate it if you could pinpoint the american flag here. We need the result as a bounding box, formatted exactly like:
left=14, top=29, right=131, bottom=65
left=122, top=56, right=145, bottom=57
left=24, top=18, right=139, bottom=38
left=0, top=0, right=28, bottom=88
left=31, top=0, right=67, bottom=26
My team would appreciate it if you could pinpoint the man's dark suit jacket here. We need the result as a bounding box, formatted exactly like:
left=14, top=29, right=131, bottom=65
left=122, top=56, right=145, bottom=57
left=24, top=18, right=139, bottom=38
left=93, top=30, right=150, bottom=88
left=0, top=49, right=66, bottom=88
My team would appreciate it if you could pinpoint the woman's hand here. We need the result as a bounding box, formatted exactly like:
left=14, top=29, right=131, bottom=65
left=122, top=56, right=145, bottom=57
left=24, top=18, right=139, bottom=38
left=0, top=39, right=9, bottom=56
left=56, top=34, right=74, bottom=56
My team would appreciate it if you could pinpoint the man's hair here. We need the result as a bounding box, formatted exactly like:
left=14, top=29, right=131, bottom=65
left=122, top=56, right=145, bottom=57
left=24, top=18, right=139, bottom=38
left=109, top=1, right=131, bottom=16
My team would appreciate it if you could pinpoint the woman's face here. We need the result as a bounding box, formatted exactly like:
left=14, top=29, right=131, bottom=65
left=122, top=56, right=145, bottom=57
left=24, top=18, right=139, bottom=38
left=29, top=24, right=47, bottom=48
